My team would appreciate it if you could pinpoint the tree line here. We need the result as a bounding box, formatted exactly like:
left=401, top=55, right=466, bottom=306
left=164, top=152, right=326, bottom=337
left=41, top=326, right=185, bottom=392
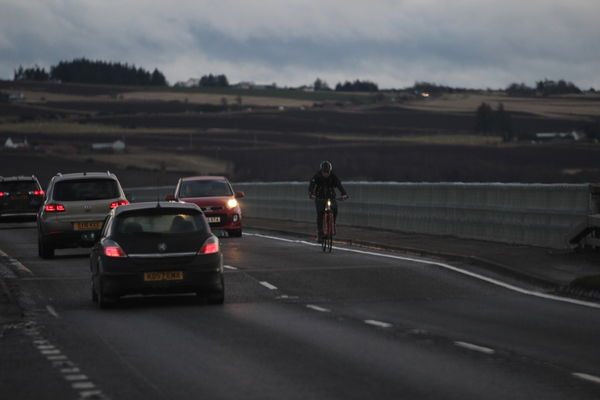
left=14, top=58, right=167, bottom=86
left=505, top=79, right=582, bottom=96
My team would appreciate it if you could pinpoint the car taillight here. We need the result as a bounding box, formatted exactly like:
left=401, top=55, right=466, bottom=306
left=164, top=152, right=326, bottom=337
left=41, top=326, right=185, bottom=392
left=199, top=236, right=219, bottom=254
left=103, top=240, right=127, bottom=257
left=45, top=204, right=66, bottom=212
left=110, top=200, right=129, bottom=209
left=33, top=190, right=45, bottom=196
left=0, top=192, right=8, bottom=197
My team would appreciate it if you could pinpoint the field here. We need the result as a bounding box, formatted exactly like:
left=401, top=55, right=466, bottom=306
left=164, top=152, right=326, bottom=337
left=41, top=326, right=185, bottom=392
left=1, top=80, right=600, bottom=188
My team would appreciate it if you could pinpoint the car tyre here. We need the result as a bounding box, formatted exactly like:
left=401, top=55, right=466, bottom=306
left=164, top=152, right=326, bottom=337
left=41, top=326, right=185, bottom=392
left=206, top=275, right=225, bottom=305
left=97, top=279, right=116, bottom=309
left=91, top=278, right=98, bottom=303
left=38, top=236, right=54, bottom=259
left=228, top=229, right=242, bottom=238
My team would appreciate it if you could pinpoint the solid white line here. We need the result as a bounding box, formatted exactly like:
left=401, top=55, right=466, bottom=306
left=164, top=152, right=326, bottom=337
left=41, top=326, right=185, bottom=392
left=0, top=249, right=33, bottom=276
left=364, top=319, right=393, bottom=328
left=306, top=304, right=331, bottom=313
left=224, top=265, right=238, bottom=270
left=454, top=341, right=496, bottom=355
left=245, top=233, right=600, bottom=310
left=46, top=305, right=60, bottom=318
left=259, top=281, right=278, bottom=290
left=573, top=372, right=600, bottom=385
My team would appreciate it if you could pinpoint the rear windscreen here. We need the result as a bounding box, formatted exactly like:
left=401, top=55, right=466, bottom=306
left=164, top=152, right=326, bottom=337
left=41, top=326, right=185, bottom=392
left=115, top=210, right=207, bottom=235
left=179, top=180, right=232, bottom=197
left=0, top=181, right=38, bottom=193
left=53, top=179, right=119, bottom=201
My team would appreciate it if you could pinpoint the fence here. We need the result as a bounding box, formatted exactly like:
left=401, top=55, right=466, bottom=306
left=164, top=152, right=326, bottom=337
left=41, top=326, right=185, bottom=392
left=125, top=182, right=596, bottom=249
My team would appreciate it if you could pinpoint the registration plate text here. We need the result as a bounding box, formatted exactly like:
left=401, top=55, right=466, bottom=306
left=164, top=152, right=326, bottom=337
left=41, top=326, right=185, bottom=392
left=143, top=271, right=184, bottom=282
left=207, top=216, right=221, bottom=223
left=73, top=221, right=103, bottom=230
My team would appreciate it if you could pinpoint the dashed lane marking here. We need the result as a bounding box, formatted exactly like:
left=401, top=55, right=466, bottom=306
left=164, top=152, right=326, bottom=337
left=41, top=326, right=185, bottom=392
left=306, top=304, right=331, bottom=313
left=224, top=265, right=238, bottom=270
left=364, top=319, right=393, bottom=328
left=245, top=233, right=600, bottom=310
left=454, top=341, right=496, bottom=355
left=259, top=281, right=278, bottom=290
left=46, top=305, right=60, bottom=318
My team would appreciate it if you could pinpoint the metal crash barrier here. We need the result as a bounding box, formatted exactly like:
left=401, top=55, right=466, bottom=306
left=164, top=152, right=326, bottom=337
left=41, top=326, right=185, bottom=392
left=126, top=182, right=599, bottom=249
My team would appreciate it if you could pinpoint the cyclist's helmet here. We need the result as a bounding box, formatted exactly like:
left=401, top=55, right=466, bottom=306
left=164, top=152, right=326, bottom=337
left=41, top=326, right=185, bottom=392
left=320, top=161, right=332, bottom=173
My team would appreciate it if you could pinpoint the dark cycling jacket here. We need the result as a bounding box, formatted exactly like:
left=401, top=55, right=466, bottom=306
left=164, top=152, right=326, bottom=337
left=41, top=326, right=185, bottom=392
left=308, top=171, right=347, bottom=200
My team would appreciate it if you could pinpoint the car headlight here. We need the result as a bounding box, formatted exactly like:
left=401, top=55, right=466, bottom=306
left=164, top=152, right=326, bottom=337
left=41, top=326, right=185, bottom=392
left=227, top=199, right=238, bottom=209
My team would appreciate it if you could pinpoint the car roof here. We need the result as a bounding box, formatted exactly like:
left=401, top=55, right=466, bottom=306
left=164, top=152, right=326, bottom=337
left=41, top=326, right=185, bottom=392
left=52, top=172, right=118, bottom=182
left=180, top=176, right=228, bottom=182
left=0, top=175, right=38, bottom=182
left=112, top=201, right=201, bottom=216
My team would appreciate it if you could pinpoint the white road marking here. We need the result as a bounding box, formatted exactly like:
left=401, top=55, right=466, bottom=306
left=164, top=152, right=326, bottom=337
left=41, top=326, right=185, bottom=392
left=79, top=390, right=104, bottom=399
left=259, top=281, right=278, bottom=290
left=224, top=265, right=238, bottom=270
left=454, top=341, right=496, bottom=355
left=46, top=305, right=60, bottom=318
left=246, top=233, right=600, bottom=310
left=47, top=355, right=68, bottom=361
left=306, top=304, right=331, bottom=313
left=64, top=374, right=88, bottom=381
left=364, top=319, right=393, bottom=328
left=573, top=372, right=600, bottom=385
left=71, top=382, right=96, bottom=390
left=41, top=349, right=61, bottom=355
left=0, top=249, right=33, bottom=276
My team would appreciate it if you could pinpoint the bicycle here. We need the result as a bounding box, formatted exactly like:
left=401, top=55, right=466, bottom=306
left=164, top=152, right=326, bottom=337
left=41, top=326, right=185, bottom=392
left=321, top=197, right=347, bottom=253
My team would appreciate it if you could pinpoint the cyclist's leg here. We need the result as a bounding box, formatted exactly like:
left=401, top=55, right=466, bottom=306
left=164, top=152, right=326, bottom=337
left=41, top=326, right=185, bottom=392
left=332, top=200, right=339, bottom=235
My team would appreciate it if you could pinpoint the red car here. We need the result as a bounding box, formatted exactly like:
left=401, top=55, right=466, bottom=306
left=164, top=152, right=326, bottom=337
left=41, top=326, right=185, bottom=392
left=167, top=176, right=244, bottom=237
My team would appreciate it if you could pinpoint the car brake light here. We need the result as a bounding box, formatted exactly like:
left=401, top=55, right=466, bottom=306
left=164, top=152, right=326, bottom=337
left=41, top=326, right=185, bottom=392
left=33, top=190, right=45, bottom=196
left=103, top=240, right=127, bottom=257
left=110, top=200, right=129, bottom=209
left=199, top=236, right=219, bottom=254
left=0, top=192, right=8, bottom=197
left=45, top=204, right=66, bottom=212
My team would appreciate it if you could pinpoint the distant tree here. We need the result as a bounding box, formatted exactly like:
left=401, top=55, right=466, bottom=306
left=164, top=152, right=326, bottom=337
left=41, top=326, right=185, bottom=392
left=198, top=74, right=229, bottom=88
left=410, top=81, right=467, bottom=94
left=335, top=79, right=378, bottom=92
left=313, top=78, right=330, bottom=91
left=505, top=82, right=535, bottom=96
left=475, top=102, right=494, bottom=133
left=13, top=65, right=50, bottom=81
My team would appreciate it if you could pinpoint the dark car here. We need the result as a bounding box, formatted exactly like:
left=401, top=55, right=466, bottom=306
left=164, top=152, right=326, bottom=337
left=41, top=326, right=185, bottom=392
left=0, top=175, right=44, bottom=219
left=89, top=201, right=224, bottom=308
left=167, top=176, right=244, bottom=237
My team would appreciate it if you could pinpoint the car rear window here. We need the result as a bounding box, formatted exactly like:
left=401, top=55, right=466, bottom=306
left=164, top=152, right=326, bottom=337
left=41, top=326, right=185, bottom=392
left=53, top=179, right=120, bottom=201
left=114, top=210, right=208, bottom=235
left=179, top=180, right=232, bottom=197
left=0, top=181, right=38, bottom=193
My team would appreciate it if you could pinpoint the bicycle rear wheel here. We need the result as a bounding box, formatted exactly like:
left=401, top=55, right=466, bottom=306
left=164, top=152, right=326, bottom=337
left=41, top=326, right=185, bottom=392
left=325, top=212, right=333, bottom=253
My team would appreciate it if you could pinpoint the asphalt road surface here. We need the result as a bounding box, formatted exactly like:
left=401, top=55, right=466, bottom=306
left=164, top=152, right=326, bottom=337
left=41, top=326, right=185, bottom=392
left=1, top=221, right=599, bottom=400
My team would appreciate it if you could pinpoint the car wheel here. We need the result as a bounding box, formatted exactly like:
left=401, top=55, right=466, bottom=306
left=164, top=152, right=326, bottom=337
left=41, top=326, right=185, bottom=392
left=97, top=279, right=116, bottom=309
left=228, top=229, right=242, bottom=238
left=38, top=236, right=54, bottom=259
left=207, top=275, right=225, bottom=305
left=91, top=278, right=98, bottom=303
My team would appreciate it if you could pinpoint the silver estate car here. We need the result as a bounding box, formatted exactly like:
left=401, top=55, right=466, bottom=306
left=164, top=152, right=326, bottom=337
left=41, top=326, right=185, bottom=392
left=37, top=172, right=128, bottom=258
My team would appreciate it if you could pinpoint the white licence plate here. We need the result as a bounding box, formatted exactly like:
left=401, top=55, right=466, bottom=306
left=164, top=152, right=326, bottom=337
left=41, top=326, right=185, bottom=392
left=207, top=216, right=221, bottom=223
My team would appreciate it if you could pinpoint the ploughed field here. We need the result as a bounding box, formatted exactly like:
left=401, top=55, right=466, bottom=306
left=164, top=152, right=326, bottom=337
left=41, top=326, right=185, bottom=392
left=1, top=80, right=599, bottom=186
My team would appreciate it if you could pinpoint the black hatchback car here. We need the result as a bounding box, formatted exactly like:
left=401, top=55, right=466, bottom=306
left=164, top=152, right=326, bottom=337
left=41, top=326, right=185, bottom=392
left=0, top=175, right=44, bottom=219
left=90, top=202, right=224, bottom=308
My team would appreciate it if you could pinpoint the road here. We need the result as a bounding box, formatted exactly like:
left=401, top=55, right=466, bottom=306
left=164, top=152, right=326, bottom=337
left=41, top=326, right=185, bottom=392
left=1, top=221, right=599, bottom=400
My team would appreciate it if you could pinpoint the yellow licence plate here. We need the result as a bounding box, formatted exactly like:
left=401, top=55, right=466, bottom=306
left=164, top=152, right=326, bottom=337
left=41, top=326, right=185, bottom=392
left=144, top=271, right=184, bottom=282
left=73, top=221, right=103, bottom=230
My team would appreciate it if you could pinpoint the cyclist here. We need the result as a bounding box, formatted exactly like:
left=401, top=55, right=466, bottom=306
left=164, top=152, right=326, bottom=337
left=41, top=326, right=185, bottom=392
left=309, top=161, right=349, bottom=242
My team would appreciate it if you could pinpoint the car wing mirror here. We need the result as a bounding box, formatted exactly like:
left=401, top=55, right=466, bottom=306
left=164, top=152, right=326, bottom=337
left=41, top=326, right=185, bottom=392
left=165, top=194, right=175, bottom=201
left=235, top=191, right=245, bottom=199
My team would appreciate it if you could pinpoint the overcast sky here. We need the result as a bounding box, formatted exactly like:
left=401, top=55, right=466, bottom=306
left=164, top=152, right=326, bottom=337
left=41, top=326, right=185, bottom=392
left=1, top=0, right=599, bottom=89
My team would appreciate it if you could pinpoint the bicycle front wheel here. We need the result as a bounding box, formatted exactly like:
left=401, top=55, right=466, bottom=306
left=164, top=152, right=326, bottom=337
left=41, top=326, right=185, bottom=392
left=325, top=212, right=333, bottom=253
